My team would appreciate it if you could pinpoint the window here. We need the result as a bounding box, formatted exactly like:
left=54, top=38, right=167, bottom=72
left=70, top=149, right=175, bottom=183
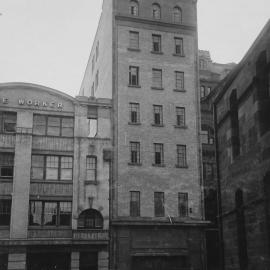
left=29, top=201, right=72, bottom=226
left=201, top=127, right=214, bottom=144
left=0, top=254, right=8, bottom=270
left=31, top=155, right=73, bottom=181
left=175, top=71, right=184, bottom=90
left=152, top=3, right=161, bottom=19
left=152, top=69, right=162, bottom=89
left=203, top=163, right=214, bottom=181
left=86, top=156, right=97, bottom=182
left=129, top=103, right=140, bottom=124
left=173, top=6, right=182, bottom=23
left=154, top=143, right=164, bottom=165
left=153, top=105, right=163, bottom=125
left=176, top=107, right=185, bottom=127
left=176, top=145, right=187, bottom=167
left=129, top=0, right=139, bottom=16
left=174, top=37, right=184, bottom=56
left=130, top=142, right=140, bottom=164
left=129, top=31, right=139, bottom=50
left=129, top=66, right=139, bottom=86
left=95, top=70, right=99, bottom=90
left=200, top=86, right=206, bottom=98
left=33, top=115, right=74, bottom=137
left=78, top=209, right=103, bottom=229
left=178, top=193, right=188, bottom=217
left=0, top=153, right=14, bottom=178
left=0, top=112, right=16, bottom=133
left=154, top=192, right=164, bottom=217
left=0, top=200, right=11, bottom=226
left=130, top=191, right=140, bottom=217
left=199, top=59, right=207, bottom=69
left=152, top=34, right=161, bottom=52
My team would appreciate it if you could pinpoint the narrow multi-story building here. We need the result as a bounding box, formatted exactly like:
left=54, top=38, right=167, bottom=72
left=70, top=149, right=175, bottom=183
left=198, top=51, right=235, bottom=270
left=214, top=20, right=270, bottom=270
left=80, top=0, right=208, bottom=269
left=0, top=82, right=112, bottom=270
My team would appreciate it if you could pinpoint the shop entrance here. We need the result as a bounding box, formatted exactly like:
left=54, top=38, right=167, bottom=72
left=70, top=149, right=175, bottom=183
left=27, top=252, right=70, bottom=270
left=132, top=255, right=188, bottom=270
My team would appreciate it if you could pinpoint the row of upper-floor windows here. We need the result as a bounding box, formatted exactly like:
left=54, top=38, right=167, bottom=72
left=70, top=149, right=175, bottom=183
left=130, top=191, right=189, bottom=217
left=0, top=112, right=74, bottom=137
left=129, top=102, right=186, bottom=128
left=129, top=66, right=185, bottom=91
left=129, top=32, right=184, bottom=56
left=129, top=1, right=183, bottom=24
left=129, top=142, right=187, bottom=168
left=0, top=153, right=98, bottom=182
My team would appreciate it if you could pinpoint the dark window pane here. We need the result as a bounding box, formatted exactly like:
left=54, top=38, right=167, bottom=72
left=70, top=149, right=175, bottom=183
left=59, top=202, right=72, bottom=226
left=179, top=193, right=188, bottom=217
left=29, top=201, right=42, bottom=226
left=43, top=202, right=57, bottom=226
left=154, top=143, right=164, bottom=165
left=130, top=142, right=140, bottom=164
left=0, top=200, right=11, bottom=226
left=154, top=192, right=164, bottom=217
left=130, top=191, right=140, bottom=217
left=0, top=153, right=14, bottom=178
left=2, top=112, right=16, bottom=133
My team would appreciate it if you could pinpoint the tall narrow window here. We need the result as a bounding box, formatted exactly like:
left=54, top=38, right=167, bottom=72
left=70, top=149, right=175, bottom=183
left=153, top=105, right=163, bottom=126
left=60, top=157, right=73, bottom=180
left=175, top=71, right=184, bottom=90
left=86, top=156, right=97, bottom=182
left=152, top=3, right=161, bottom=19
left=173, top=6, right=182, bottom=23
left=230, top=90, right=240, bottom=158
left=129, top=103, right=140, bottom=124
left=129, top=0, right=139, bottom=16
left=176, top=145, right=187, bottom=167
left=200, top=86, right=206, bottom=98
left=59, top=202, right=72, bottom=226
left=130, top=191, right=140, bottom=217
left=152, top=34, right=161, bottom=52
left=129, top=66, right=139, bottom=86
left=178, top=193, right=188, bottom=217
left=130, top=142, right=140, bottom=164
left=154, top=192, right=164, bottom=217
left=176, top=107, right=185, bottom=127
left=174, top=37, right=184, bottom=56
left=0, top=112, right=16, bottom=133
left=0, top=153, right=14, bottom=178
left=129, top=31, right=139, bottom=50
left=154, top=143, right=164, bottom=165
left=0, top=200, right=11, bottom=226
left=152, top=69, right=162, bottom=89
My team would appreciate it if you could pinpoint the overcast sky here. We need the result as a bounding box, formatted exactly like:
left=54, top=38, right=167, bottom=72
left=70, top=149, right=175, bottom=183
left=0, top=0, right=269, bottom=96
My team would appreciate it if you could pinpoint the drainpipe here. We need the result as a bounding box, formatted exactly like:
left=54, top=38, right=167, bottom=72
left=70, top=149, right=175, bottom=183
left=213, top=103, right=225, bottom=270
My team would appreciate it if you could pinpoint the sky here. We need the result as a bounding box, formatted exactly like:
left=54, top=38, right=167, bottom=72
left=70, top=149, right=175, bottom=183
left=0, top=0, right=269, bottom=97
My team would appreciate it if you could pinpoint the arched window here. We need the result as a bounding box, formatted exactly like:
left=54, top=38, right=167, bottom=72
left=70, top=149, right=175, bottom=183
left=173, top=6, right=182, bottom=23
left=78, top=209, right=103, bottom=229
left=152, top=3, right=161, bottom=19
left=129, top=0, right=139, bottom=16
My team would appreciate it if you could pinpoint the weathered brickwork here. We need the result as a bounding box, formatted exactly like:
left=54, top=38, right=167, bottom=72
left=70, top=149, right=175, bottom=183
left=215, top=21, right=270, bottom=270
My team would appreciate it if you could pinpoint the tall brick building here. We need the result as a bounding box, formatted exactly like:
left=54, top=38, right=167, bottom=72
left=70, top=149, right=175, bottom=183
left=80, top=0, right=208, bottom=269
left=214, top=20, right=270, bottom=270
left=0, top=83, right=112, bottom=270
left=198, top=51, right=235, bottom=270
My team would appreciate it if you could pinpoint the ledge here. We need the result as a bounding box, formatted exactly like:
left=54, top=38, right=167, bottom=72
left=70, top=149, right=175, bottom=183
left=127, top=48, right=141, bottom=52
left=128, top=84, right=141, bottom=88
left=151, top=124, right=164, bottom=127
left=128, top=162, right=142, bottom=166
left=173, top=53, right=185, bottom=57
left=175, top=164, right=188, bottom=169
left=174, top=125, right=188, bottom=129
left=173, top=89, right=186, bottom=92
left=128, top=122, right=141, bottom=126
left=84, top=180, right=98, bottom=185
left=151, top=51, right=164, bottom=55
left=151, top=87, right=164, bottom=91
left=152, top=164, right=165, bottom=167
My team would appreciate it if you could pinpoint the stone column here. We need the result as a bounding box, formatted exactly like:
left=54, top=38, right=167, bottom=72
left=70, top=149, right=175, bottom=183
left=71, top=252, right=80, bottom=270
left=8, top=253, right=26, bottom=270
left=98, top=251, right=109, bottom=270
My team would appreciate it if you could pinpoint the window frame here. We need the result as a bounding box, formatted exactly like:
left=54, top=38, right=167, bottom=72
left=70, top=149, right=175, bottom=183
left=129, top=31, right=139, bottom=50
left=130, top=191, right=140, bottom=217
left=0, top=112, right=17, bottom=134
left=129, top=103, right=140, bottom=124
left=129, top=66, right=140, bottom=87
left=0, top=199, right=11, bottom=226
left=129, top=0, right=139, bottom=16
left=153, top=105, right=163, bottom=126
left=153, top=143, right=164, bottom=166
left=178, top=192, right=188, bottom=217
left=175, top=71, right=184, bottom=91
left=154, top=192, right=165, bottom=217
left=130, top=141, right=141, bottom=165
left=86, top=155, right=97, bottom=182
left=152, top=3, right=161, bottom=19
left=173, top=6, right=182, bottom=23
left=152, top=34, right=162, bottom=53
left=176, top=107, right=185, bottom=127
left=176, top=144, right=187, bottom=168
left=0, top=153, right=14, bottom=179
left=174, top=37, right=184, bottom=56
left=152, top=68, right=163, bottom=89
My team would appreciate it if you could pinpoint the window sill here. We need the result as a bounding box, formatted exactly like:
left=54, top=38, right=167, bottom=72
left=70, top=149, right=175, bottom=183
left=128, top=84, right=141, bottom=88
left=128, top=122, right=141, bottom=126
left=173, top=53, right=185, bottom=57
left=84, top=180, right=98, bottom=185
left=174, top=125, right=188, bottom=129
left=30, top=179, right=72, bottom=184
left=28, top=226, right=71, bottom=229
left=0, top=177, right=13, bottom=182
left=151, top=124, right=164, bottom=127
left=173, top=89, right=186, bottom=92
left=128, top=163, right=142, bottom=166
left=127, top=48, right=141, bottom=52
left=175, top=165, right=188, bottom=169
left=151, top=87, right=164, bottom=91
left=152, top=164, right=165, bottom=167
left=0, top=225, right=10, bottom=229
left=151, top=51, right=163, bottom=55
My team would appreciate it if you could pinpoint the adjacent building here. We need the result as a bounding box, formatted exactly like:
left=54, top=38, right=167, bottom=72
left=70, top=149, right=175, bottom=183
left=198, top=51, right=235, bottom=270
left=214, top=20, right=270, bottom=270
left=80, top=0, right=208, bottom=269
left=0, top=83, right=112, bottom=270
